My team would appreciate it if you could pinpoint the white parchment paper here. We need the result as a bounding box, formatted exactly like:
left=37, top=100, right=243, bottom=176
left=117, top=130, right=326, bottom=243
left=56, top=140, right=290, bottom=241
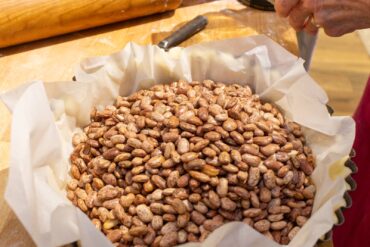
left=1, top=35, right=355, bottom=247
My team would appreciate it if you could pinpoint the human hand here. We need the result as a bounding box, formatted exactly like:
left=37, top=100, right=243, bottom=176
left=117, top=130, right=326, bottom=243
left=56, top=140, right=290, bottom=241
left=275, top=0, right=370, bottom=36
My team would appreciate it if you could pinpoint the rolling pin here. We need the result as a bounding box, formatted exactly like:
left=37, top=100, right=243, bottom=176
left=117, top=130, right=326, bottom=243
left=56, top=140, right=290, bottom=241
left=0, top=0, right=182, bottom=48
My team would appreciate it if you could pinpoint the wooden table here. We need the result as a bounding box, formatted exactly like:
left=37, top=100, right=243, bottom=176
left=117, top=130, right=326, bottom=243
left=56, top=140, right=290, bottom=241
left=0, top=0, right=298, bottom=245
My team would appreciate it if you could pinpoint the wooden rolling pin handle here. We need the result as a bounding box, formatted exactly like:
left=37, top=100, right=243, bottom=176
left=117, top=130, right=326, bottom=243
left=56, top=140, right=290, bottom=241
left=0, top=0, right=182, bottom=48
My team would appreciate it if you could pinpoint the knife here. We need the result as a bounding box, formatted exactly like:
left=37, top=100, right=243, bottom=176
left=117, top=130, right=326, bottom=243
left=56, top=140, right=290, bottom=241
left=267, top=0, right=317, bottom=70
left=296, top=30, right=317, bottom=70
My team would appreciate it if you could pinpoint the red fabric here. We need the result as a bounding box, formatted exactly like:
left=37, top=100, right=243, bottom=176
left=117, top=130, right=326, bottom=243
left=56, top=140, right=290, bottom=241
left=333, top=76, right=370, bottom=247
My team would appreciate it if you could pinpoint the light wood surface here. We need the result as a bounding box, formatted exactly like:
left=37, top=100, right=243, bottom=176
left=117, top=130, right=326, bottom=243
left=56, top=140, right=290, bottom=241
left=0, top=0, right=298, bottom=245
left=0, top=0, right=182, bottom=48
left=310, top=30, right=370, bottom=116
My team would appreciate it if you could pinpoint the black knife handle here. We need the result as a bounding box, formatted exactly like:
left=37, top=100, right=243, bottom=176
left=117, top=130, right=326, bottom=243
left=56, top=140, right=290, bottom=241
left=158, top=15, right=208, bottom=50
left=238, top=0, right=275, bottom=11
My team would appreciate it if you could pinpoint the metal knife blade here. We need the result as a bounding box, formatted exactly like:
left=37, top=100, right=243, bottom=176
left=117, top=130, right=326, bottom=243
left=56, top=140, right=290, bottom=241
left=296, top=30, right=318, bottom=70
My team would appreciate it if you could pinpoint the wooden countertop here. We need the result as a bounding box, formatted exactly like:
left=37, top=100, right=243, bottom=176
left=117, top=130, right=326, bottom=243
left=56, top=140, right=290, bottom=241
left=0, top=0, right=298, bottom=245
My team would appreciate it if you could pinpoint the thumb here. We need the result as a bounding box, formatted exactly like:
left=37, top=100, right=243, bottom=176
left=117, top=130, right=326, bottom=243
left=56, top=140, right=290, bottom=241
left=274, top=0, right=300, bottom=17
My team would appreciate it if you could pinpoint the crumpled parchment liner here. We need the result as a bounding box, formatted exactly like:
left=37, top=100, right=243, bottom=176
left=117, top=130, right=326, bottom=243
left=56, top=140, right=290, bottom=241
left=1, top=35, right=355, bottom=247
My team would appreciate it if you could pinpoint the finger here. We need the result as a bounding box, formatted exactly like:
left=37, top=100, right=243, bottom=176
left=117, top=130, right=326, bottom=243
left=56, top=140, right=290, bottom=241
left=303, top=16, right=319, bottom=35
left=313, top=7, right=353, bottom=36
left=288, top=3, right=312, bottom=31
left=323, top=21, right=357, bottom=37
left=275, top=0, right=300, bottom=17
